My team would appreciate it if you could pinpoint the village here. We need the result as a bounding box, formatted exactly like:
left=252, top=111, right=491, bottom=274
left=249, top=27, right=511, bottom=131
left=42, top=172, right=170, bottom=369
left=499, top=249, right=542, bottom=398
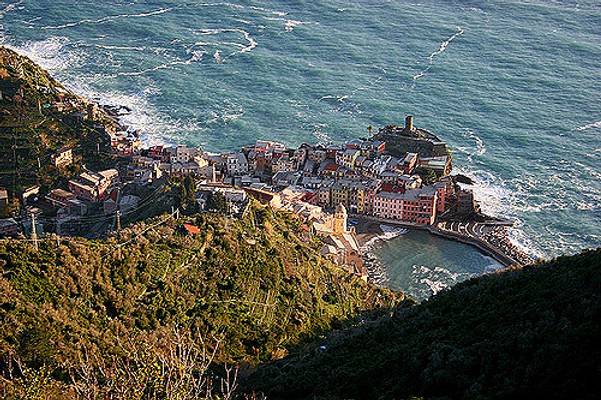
left=0, top=110, right=533, bottom=282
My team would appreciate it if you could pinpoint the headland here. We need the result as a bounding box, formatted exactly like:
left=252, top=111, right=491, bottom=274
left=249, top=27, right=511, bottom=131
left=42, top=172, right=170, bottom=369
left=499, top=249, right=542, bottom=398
left=0, top=46, right=534, bottom=287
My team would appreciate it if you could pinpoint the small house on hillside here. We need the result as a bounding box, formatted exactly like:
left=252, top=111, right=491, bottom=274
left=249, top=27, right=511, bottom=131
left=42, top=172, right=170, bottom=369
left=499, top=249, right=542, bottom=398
left=0, top=188, right=8, bottom=209
left=0, top=188, right=10, bottom=217
left=180, top=223, right=201, bottom=236
left=51, top=146, right=73, bottom=168
left=0, top=218, right=20, bottom=237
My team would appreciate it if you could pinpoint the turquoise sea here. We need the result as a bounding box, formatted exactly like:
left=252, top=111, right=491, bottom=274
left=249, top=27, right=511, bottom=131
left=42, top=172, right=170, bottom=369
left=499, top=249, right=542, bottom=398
left=1, top=0, right=599, bottom=296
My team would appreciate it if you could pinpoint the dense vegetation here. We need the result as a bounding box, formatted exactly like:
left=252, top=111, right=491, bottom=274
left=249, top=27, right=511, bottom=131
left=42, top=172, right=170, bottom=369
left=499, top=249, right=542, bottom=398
left=245, top=249, right=601, bottom=399
left=0, top=204, right=400, bottom=398
left=0, top=46, right=117, bottom=199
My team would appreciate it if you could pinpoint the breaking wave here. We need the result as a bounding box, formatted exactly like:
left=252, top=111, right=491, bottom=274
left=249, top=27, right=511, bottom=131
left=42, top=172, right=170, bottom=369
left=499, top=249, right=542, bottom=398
left=410, top=265, right=475, bottom=298
left=4, top=36, right=81, bottom=71
left=575, top=120, right=601, bottom=131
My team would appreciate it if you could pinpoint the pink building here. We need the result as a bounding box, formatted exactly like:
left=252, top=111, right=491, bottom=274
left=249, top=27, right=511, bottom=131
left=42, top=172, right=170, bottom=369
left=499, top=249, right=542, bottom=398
left=402, top=153, right=418, bottom=174
left=372, top=186, right=439, bottom=225
left=434, top=182, right=447, bottom=214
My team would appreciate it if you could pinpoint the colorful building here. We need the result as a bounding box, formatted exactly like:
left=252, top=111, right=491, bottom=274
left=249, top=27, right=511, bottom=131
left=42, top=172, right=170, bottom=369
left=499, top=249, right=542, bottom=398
left=372, top=186, right=439, bottom=225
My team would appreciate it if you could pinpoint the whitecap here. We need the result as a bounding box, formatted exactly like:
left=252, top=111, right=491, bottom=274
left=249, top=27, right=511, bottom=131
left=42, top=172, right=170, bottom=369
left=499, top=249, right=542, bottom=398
left=194, top=28, right=257, bottom=59
left=461, top=128, right=487, bottom=162
left=42, top=7, right=172, bottom=30
left=197, top=2, right=244, bottom=10
left=411, top=27, right=464, bottom=84
left=94, top=44, right=148, bottom=52
left=234, top=18, right=253, bottom=25
left=285, top=19, right=304, bottom=32
left=412, top=71, right=427, bottom=80
left=0, top=0, right=23, bottom=16
left=249, top=5, right=287, bottom=17
left=110, top=50, right=204, bottom=77
left=312, top=124, right=333, bottom=145
left=428, top=27, right=464, bottom=62
left=575, top=120, right=601, bottom=131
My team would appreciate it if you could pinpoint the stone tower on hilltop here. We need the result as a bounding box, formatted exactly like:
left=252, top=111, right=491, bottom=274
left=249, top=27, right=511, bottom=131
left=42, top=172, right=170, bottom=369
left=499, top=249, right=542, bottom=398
left=333, top=203, right=348, bottom=235
left=404, top=115, right=414, bottom=132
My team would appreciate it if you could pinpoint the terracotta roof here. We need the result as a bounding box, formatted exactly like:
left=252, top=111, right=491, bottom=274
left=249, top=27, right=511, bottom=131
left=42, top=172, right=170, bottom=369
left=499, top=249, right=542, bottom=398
left=182, top=223, right=201, bottom=235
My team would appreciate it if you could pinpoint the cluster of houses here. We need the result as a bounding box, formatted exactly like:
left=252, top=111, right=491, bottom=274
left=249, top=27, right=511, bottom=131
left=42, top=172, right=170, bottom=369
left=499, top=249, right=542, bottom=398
left=208, top=137, right=452, bottom=225
left=1, top=112, right=462, bottom=278
left=110, top=133, right=453, bottom=228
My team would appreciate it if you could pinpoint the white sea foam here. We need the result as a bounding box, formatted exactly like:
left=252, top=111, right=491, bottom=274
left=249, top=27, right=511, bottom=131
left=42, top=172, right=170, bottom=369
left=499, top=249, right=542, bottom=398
left=459, top=129, right=487, bottom=163
left=234, top=18, right=253, bottom=25
left=23, top=16, right=41, bottom=24
left=42, top=7, right=173, bottom=30
left=428, top=27, right=464, bottom=61
left=249, top=6, right=287, bottom=17
left=110, top=49, right=204, bottom=77
left=361, top=225, right=409, bottom=251
left=412, top=27, right=464, bottom=83
left=264, top=16, right=309, bottom=32
left=197, top=2, right=244, bottom=10
left=6, top=36, right=205, bottom=146
left=0, top=0, right=23, bottom=17
left=5, top=36, right=81, bottom=71
left=205, top=104, right=244, bottom=125
left=312, top=124, right=332, bottom=144
left=0, top=0, right=24, bottom=43
left=575, top=120, right=601, bottom=131
left=95, top=44, right=148, bottom=52
left=195, top=28, right=257, bottom=60
left=453, top=166, right=546, bottom=258
left=285, top=19, right=304, bottom=32
left=81, top=85, right=207, bottom=146
left=411, top=265, right=473, bottom=297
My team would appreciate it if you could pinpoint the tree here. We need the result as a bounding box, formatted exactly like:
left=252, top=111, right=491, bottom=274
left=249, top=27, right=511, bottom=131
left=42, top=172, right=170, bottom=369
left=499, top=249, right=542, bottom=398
left=178, top=175, right=198, bottom=212
left=206, top=191, right=227, bottom=214
left=184, top=175, right=196, bottom=204
left=414, top=167, right=438, bottom=185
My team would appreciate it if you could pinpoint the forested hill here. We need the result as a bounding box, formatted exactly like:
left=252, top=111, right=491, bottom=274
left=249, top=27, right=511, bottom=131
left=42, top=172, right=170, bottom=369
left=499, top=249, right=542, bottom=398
left=0, top=204, right=401, bottom=398
left=245, top=248, right=601, bottom=400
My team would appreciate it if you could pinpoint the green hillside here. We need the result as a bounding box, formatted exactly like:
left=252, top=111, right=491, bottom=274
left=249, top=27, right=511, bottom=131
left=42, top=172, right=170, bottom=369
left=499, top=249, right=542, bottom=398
left=246, top=249, right=601, bottom=400
left=0, top=204, right=401, bottom=398
left=0, top=46, right=117, bottom=197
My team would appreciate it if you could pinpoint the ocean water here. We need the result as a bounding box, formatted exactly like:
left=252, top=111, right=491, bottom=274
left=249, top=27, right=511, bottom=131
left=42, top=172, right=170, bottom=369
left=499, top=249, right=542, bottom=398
left=371, top=230, right=501, bottom=301
left=1, top=1, right=599, bottom=271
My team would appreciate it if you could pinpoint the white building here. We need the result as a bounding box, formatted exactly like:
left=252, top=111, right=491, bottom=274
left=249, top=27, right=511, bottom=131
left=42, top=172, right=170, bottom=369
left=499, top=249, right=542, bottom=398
left=225, top=152, right=249, bottom=177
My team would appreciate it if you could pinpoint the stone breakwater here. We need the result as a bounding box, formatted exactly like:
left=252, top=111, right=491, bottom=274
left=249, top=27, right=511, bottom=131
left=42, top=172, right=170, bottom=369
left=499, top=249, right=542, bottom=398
left=435, top=221, right=534, bottom=267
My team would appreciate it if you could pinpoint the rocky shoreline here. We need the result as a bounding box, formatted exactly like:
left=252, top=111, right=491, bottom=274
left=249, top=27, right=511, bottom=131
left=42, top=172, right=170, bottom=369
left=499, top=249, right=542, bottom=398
left=355, top=219, right=409, bottom=287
